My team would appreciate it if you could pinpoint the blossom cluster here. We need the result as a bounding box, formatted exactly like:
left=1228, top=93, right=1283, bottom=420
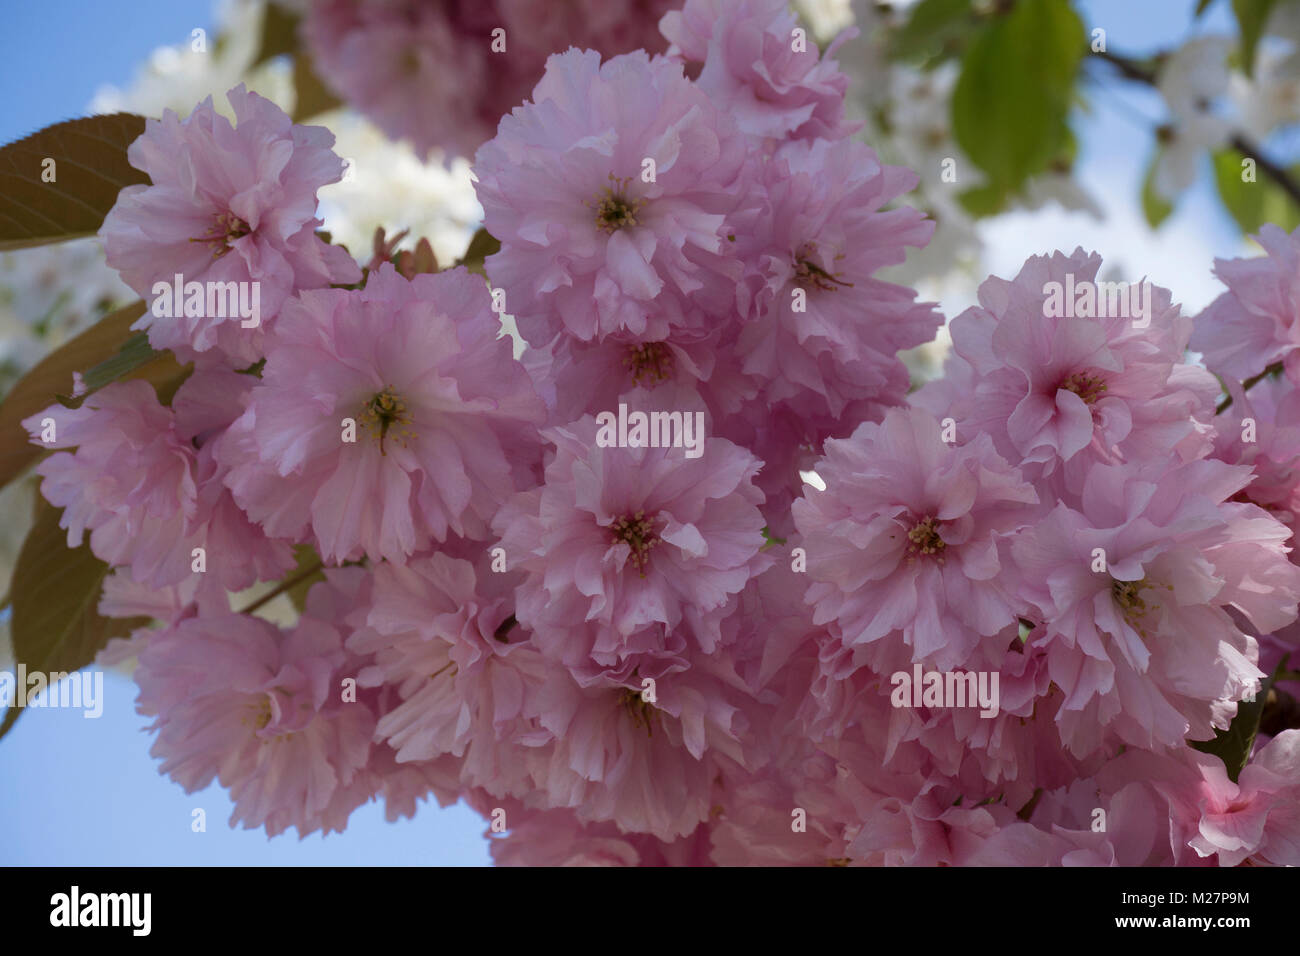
left=19, top=0, right=1300, bottom=864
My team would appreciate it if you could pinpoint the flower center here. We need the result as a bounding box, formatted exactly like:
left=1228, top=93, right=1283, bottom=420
left=624, top=342, right=674, bottom=386
left=592, top=174, right=644, bottom=232
left=1060, top=371, right=1107, bottom=405
left=191, top=209, right=252, bottom=258
left=793, top=241, right=853, bottom=292
left=609, top=510, right=660, bottom=575
left=619, top=687, right=656, bottom=737
left=906, top=515, right=946, bottom=559
left=400, top=46, right=421, bottom=76
left=245, top=696, right=272, bottom=731
left=1110, top=577, right=1146, bottom=613
left=360, top=385, right=414, bottom=456
left=1110, top=576, right=1159, bottom=640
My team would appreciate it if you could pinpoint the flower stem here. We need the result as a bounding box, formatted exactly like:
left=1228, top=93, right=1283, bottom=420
left=1216, top=361, right=1284, bottom=414
left=238, top=561, right=324, bottom=615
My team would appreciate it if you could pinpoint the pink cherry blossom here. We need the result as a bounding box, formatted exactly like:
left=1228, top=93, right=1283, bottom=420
left=303, top=0, right=676, bottom=161
left=475, top=48, right=750, bottom=345
left=660, top=0, right=858, bottom=142
left=1181, top=731, right=1300, bottom=866
left=1013, top=457, right=1300, bottom=755
left=23, top=376, right=294, bottom=592
left=730, top=137, right=938, bottom=418
left=218, top=264, right=545, bottom=563
left=1192, top=223, right=1300, bottom=383
left=518, top=662, right=753, bottom=841
left=486, top=805, right=714, bottom=867
left=133, top=597, right=376, bottom=838
left=924, top=250, right=1219, bottom=501
left=101, top=84, right=360, bottom=367
left=493, top=401, right=771, bottom=682
left=348, top=550, right=549, bottom=797
left=1210, top=372, right=1300, bottom=540
left=793, top=406, right=1039, bottom=674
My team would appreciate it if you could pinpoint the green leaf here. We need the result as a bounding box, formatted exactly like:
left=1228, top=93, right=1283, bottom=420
left=292, top=51, right=343, bottom=122
left=0, top=301, right=190, bottom=491
left=286, top=544, right=326, bottom=612
left=1196, top=0, right=1220, bottom=14
left=1141, top=151, right=1173, bottom=228
left=253, top=3, right=300, bottom=67
left=1190, top=660, right=1285, bottom=782
left=55, top=331, right=192, bottom=409
left=456, top=228, right=500, bottom=277
left=893, top=0, right=976, bottom=64
left=956, top=182, right=1010, bottom=217
left=73, top=332, right=156, bottom=394
left=1, top=500, right=149, bottom=741
left=1233, top=0, right=1278, bottom=78
left=0, top=114, right=150, bottom=251
left=951, top=0, right=1085, bottom=196
left=1212, top=148, right=1300, bottom=234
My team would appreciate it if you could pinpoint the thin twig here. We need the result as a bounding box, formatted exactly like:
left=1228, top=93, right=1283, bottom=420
left=1216, top=361, right=1284, bottom=414
left=1093, top=48, right=1158, bottom=84
left=238, top=561, right=324, bottom=615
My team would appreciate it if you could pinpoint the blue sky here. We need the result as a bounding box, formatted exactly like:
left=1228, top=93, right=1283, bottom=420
left=0, top=0, right=1259, bottom=865
left=0, top=0, right=218, bottom=143
left=0, top=672, right=493, bottom=864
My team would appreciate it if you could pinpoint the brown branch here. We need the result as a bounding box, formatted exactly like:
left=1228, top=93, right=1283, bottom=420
left=1094, top=48, right=1157, bottom=84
